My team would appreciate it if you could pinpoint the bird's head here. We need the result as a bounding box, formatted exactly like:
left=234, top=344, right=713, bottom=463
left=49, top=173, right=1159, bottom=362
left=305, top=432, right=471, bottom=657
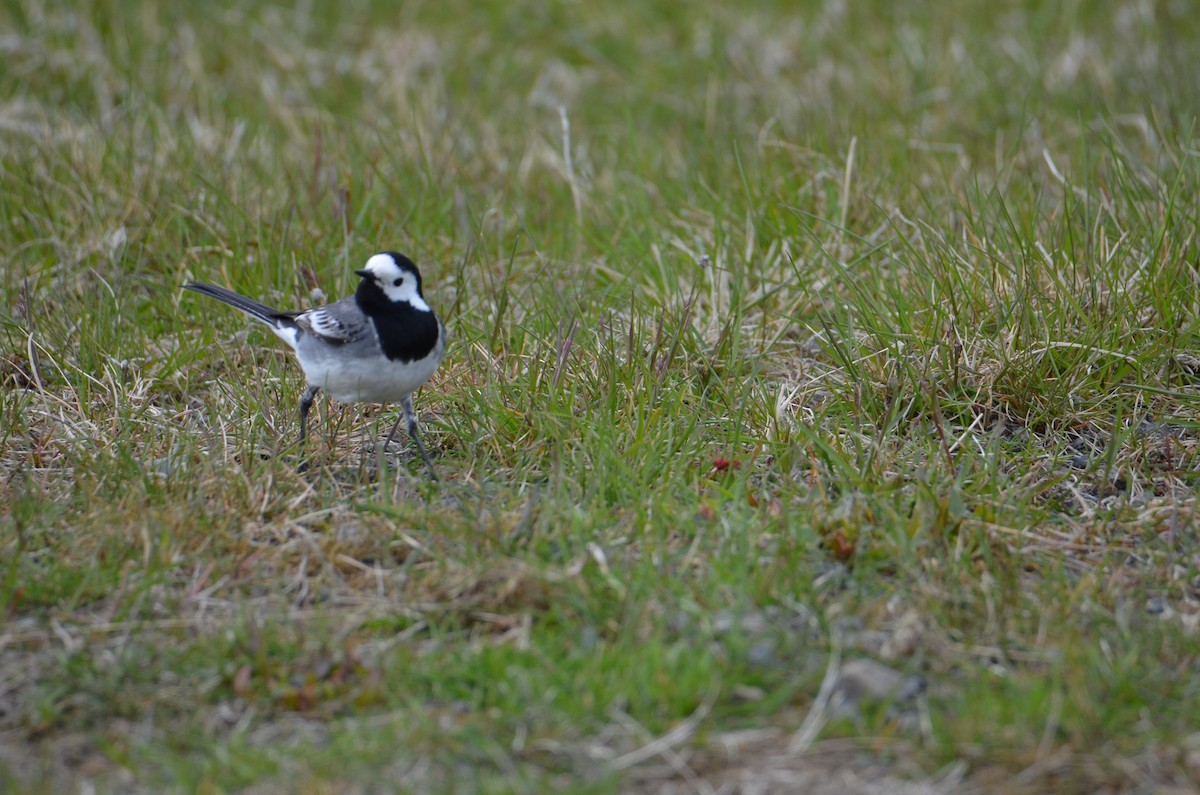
left=355, top=252, right=428, bottom=309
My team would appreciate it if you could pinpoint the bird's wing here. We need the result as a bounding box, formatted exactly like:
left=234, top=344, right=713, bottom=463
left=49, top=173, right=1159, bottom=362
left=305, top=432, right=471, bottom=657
left=293, top=300, right=371, bottom=345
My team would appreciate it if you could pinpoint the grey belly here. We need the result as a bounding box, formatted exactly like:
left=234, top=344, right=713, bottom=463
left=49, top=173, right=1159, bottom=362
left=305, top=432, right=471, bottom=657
left=298, top=343, right=442, bottom=404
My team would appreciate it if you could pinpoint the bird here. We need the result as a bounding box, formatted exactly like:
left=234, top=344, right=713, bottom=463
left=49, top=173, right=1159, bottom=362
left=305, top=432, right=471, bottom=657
left=182, top=251, right=446, bottom=479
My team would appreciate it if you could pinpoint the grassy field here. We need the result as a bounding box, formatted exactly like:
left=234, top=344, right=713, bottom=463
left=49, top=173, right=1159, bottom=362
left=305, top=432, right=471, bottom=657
left=3, top=0, right=1199, bottom=791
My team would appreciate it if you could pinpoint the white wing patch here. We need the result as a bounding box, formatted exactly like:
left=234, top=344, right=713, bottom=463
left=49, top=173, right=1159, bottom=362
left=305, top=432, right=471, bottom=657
left=297, top=308, right=357, bottom=343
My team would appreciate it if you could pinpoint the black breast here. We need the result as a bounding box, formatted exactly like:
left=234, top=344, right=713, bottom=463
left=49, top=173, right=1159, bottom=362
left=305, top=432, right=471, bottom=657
left=371, top=307, right=440, bottom=362
left=356, top=277, right=440, bottom=362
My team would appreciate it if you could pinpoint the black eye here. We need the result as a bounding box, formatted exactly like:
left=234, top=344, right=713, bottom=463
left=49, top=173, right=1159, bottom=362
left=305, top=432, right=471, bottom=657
left=393, top=277, right=403, bottom=287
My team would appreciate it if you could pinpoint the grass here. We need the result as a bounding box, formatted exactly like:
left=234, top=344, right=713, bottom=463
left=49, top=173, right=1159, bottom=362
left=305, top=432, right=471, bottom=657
left=2, top=0, right=1199, bottom=791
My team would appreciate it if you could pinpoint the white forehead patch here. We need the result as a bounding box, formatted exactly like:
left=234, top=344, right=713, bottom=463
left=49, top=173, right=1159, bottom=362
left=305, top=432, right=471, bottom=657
left=364, top=253, right=429, bottom=309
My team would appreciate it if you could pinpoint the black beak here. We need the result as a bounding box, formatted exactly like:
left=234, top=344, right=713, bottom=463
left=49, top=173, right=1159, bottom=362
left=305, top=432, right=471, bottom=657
left=354, top=269, right=371, bottom=279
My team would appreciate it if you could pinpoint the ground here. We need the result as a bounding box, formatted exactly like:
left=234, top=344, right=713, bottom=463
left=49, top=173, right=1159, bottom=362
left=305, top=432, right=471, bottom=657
left=2, top=0, right=1199, bottom=792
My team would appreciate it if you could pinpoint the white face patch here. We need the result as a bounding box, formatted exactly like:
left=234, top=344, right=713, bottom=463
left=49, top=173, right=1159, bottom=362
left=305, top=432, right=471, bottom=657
left=363, top=253, right=430, bottom=309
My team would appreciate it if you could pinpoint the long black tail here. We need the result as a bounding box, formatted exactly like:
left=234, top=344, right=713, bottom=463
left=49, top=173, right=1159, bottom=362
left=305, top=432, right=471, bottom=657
left=182, top=282, right=282, bottom=326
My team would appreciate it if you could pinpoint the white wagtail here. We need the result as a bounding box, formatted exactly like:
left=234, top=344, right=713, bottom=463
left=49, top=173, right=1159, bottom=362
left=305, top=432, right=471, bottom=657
left=183, top=251, right=446, bottom=479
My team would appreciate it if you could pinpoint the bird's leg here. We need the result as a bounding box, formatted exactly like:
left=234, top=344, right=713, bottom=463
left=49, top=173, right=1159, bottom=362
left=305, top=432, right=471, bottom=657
left=296, top=385, right=320, bottom=472
left=398, top=394, right=438, bottom=481
left=384, top=412, right=404, bottom=447
left=298, top=385, right=320, bottom=444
